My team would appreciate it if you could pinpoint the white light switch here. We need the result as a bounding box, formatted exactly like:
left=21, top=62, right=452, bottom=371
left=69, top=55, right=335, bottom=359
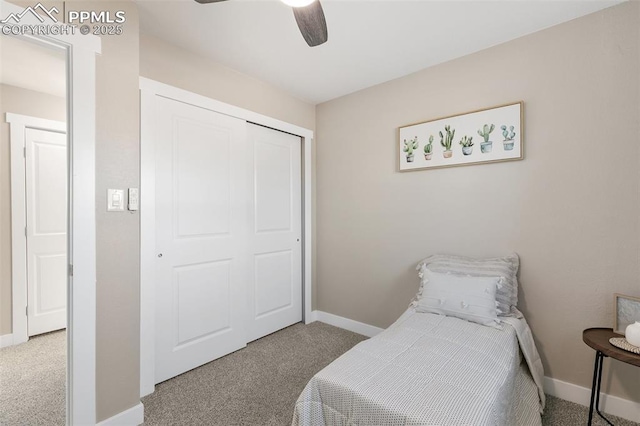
left=128, top=188, right=139, bottom=211
left=107, top=189, right=125, bottom=212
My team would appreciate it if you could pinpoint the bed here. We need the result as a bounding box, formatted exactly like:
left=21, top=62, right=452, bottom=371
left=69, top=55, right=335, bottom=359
left=292, top=307, right=545, bottom=426
left=292, top=308, right=544, bottom=426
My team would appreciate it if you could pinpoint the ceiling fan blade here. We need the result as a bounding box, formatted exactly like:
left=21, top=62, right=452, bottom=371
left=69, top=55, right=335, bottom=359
left=292, top=0, right=328, bottom=47
left=194, top=0, right=228, bottom=4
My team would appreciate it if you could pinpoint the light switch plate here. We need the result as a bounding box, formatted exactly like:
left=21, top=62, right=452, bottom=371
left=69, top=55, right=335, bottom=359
left=107, top=189, right=125, bottom=212
left=128, top=188, right=139, bottom=211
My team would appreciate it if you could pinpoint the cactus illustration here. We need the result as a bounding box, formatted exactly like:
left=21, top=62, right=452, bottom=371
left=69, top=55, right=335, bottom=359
left=439, top=125, right=455, bottom=151
left=477, top=124, right=495, bottom=143
left=478, top=124, right=495, bottom=153
left=424, top=135, right=434, bottom=160
left=501, top=125, right=516, bottom=151
left=403, top=136, right=419, bottom=162
left=439, top=126, right=455, bottom=158
left=459, top=135, right=474, bottom=156
left=459, top=136, right=474, bottom=147
left=501, top=125, right=516, bottom=141
left=424, top=135, right=434, bottom=154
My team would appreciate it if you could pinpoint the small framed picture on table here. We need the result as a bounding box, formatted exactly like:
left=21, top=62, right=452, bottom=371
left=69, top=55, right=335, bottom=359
left=613, top=293, right=640, bottom=334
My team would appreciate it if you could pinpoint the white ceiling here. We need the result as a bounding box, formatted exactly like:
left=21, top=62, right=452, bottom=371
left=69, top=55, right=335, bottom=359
left=137, top=0, right=623, bottom=104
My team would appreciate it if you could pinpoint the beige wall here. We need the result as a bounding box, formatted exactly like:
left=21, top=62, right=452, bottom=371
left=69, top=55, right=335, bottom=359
left=316, top=2, right=640, bottom=403
left=82, top=1, right=142, bottom=421
left=0, top=84, right=67, bottom=336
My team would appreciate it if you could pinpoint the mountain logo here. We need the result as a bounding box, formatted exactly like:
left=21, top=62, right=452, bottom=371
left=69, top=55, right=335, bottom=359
left=1, top=3, right=59, bottom=24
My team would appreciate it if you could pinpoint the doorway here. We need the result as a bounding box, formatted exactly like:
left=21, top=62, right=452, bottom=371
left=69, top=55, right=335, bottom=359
left=0, top=0, right=100, bottom=423
left=8, top=115, right=68, bottom=339
left=2, top=36, right=68, bottom=425
left=23, top=127, right=68, bottom=337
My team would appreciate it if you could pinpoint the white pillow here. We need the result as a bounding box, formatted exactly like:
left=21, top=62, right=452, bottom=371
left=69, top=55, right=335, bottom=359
left=415, top=269, right=501, bottom=328
left=416, top=253, right=519, bottom=317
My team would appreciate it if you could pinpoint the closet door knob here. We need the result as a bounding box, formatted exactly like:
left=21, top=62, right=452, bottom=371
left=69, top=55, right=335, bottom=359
left=157, top=253, right=163, bottom=258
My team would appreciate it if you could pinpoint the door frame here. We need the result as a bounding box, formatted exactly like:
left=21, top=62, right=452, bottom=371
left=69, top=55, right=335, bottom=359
left=7, top=113, right=66, bottom=343
left=1, top=1, right=101, bottom=424
left=139, top=77, right=314, bottom=397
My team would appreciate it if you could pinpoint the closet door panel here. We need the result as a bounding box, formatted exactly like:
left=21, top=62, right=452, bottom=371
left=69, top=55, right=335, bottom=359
left=154, top=97, right=248, bottom=384
left=247, top=124, right=302, bottom=342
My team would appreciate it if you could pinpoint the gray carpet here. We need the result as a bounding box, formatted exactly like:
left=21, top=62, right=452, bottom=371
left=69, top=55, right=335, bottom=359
left=0, top=330, right=66, bottom=426
left=143, top=322, right=366, bottom=425
left=543, top=395, right=639, bottom=426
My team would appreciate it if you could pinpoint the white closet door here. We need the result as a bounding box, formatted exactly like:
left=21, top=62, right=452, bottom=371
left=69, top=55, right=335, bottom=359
left=154, top=97, right=248, bottom=384
left=25, top=128, right=67, bottom=337
left=247, top=124, right=302, bottom=342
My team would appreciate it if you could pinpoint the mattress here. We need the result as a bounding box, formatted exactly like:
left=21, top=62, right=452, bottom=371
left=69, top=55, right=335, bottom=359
left=292, top=309, right=544, bottom=426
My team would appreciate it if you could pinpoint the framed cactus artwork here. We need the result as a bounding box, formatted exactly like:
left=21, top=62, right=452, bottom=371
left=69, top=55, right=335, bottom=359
left=398, top=101, right=523, bottom=171
left=613, top=293, right=640, bottom=334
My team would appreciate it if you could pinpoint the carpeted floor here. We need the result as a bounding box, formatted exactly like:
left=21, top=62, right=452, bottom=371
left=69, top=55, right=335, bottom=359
left=143, top=322, right=366, bottom=425
left=543, top=394, right=639, bottom=426
left=0, top=330, right=66, bottom=426
left=0, top=324, right=637, bottom=425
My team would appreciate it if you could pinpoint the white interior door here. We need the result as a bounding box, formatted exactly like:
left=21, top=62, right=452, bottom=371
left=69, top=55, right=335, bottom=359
left=154, top=97, right=249, bottom=384
left=247, top=124, right=302, bottom=342
left=25, top=128, right=67, bottom=337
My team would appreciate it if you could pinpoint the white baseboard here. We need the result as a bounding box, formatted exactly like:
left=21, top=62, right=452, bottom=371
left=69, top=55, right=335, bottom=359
left=97, top=402, right=144, bottom=426
left=0, top=333, right=14, bottom=348
left=543, top=377, right=640, bottom=423
left=312, top=310, right=639, bottom=423
left=312, top=310, right=384, bottom=338
left=305, top=310, right=318, bottom=324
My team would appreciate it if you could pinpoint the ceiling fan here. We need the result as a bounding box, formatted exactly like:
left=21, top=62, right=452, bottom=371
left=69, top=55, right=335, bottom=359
left=193, top=0, right=328, bottom=47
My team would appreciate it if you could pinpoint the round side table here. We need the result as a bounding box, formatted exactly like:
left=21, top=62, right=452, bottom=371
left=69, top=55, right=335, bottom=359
left=582, top=328, right=640, bottom=426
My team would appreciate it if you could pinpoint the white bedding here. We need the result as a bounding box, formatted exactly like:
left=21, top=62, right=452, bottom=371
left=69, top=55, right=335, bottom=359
left=292, top=308, right=544, bottom=426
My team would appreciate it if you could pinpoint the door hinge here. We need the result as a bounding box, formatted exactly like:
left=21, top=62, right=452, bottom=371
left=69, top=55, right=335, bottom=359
left=69, top=264, right=74, bottom=276
left=23, top=147, right=26, bottom=158
left=26, top=306, right=28, bottom=316
left=25, top=227, right=27, bottom=237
